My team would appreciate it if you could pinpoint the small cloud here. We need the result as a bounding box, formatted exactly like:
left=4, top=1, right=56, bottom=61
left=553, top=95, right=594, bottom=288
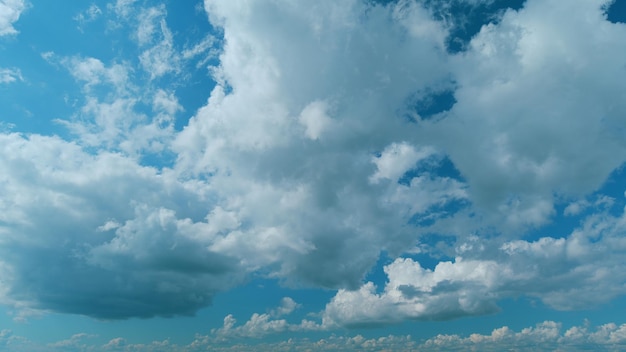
left=563, top=200, right=588, bottom=216
left=270, top=297, right=300, bottom=317
left=0, top=67, right=23, bottom=84
left=74, top=4, right=102, bottom=30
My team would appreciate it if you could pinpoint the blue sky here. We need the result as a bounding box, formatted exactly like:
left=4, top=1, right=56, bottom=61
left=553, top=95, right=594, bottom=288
left=1, top=0, right=626, bottom=350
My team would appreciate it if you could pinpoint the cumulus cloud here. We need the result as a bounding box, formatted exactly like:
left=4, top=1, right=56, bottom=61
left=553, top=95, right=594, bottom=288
left=427, top=0, right=626, bottom=230
left=173, top=0, right=460, bottom=291
left=211, top=298, right=321, bottom=340
left=323, top=199, right=626, bottom=326
left=0, top=133, right=244, bottom=319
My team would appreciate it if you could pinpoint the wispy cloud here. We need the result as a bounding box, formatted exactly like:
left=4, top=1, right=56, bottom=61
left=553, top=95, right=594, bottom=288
left=0, top=67, right=22, bottom=83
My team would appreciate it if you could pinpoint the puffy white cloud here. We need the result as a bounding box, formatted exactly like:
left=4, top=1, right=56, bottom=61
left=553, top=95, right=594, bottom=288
left=211, top=298, right=322, bottom=340
left=62, top=56, right=130, bottom=92
left=172, top=0, right=462, bottom=290
left=322, top=257, right=502, bottom=327
left=323, top=198, right=626, bottom=326
left=0, top=0, right=25, bottom=36
left=424, top=0, right=626, bottom=230
left=271, top=297, right=300, bottom=317
left=51, top=54, right=177, bottom=156
left=370, top=142, right=437, bottom=183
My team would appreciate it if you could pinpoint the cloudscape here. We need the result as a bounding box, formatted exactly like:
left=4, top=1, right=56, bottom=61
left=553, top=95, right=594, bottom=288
left=1, top=0, right=626, bottom=350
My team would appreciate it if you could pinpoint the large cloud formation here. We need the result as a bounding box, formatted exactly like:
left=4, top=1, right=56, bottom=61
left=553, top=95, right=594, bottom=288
left=1, top=0, right=626, bottom=328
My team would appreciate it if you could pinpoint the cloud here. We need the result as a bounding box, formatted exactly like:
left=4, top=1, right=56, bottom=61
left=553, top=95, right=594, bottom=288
left=0, top=67, right=22, bottom=83
left=108, top=0, right=137, bottom=19
left=0, top=133, right=245, bottom=319
left=210, top=298, right=322, bottom=340
left=136, top=6, right=181, bottom=79
left=74, top=4, right=102, bottom=30
left=174, top=0, right=457, bottom=291
left=7, top=320, right=621, bottom=351
left=423, top=321, right=626, bottom=351
left=0, top=0, right=25, bottom=36
left=51, top=54, right=178, bottom=156
left=322, top=198, right=626, bottom=326
left=271, top=297, right=300, bottom=317
left=2, top=0, right=626, bottom=327
left=425, top=0, right=626, bottom=230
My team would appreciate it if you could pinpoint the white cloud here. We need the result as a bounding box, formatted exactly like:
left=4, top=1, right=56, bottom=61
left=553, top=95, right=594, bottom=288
left=423, top=0, right=626, bottom=230
left=121, top=5, right=183, bottom=80
left=182, top=34, right=219, bottom=69
left=0, top=67, right=22, bottom=83
left=322, top=199, right=626, bottom=327
left=62, top=56, right=129, bottom=92
left=211, top=298, right=322, bottom=340
left=108, top=0, right=137, bottom=19
left=74, top=4, right=102, bottom=29
left=135, top=5, right=166, bottom=46
left=271, top=297, right=300, bottom=317
left=370, top=142, right=437, bottom=183
left=0, top=0, right=25, bottom=36
left=298, top=100, right=334, bottom=140
left=53, top=55, right=178, bottom=156
left=172, top=0, right=455, bottom=290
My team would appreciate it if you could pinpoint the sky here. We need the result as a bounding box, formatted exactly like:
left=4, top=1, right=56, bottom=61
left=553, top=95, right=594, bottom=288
left=1, top=0, right=626, bottom=351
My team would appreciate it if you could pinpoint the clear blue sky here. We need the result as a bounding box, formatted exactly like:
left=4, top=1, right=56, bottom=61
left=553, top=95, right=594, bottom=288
left=1, top=0, right=626, bottom=350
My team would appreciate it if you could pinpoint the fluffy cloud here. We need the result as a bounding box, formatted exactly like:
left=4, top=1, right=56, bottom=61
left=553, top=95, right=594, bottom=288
left=173, top=0, right=465, bottom=291
left=0, top=0, right=25, bottom=36
left=210, top=297, right=321, bottom=340
left=426, top=0, right=626, bottom=230
left=323, top=197, right=626, bottom=326
left=0, top=133, right=244, bottom=319
left=175, top=0, right=626, bottom=298
left=2, top=0, right=626, bottom=328
left=52, top=55, right=176, bottom=155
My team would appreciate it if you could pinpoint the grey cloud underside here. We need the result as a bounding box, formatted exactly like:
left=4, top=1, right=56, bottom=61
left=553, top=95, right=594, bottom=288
left=0, top=134, right=244, bottom=319
left=2, top=0, right=626, bottom=324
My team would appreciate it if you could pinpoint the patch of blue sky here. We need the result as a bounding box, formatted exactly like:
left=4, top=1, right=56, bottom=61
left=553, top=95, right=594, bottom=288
left=411, top=88, right=457, bottom=121
left=1, top=0, right=219, bottom=147
left=377, top=0, right=527, bottom=52
left=522, top=165, right=626, bottom=243
left=606, top=0, right=626, bottom=23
